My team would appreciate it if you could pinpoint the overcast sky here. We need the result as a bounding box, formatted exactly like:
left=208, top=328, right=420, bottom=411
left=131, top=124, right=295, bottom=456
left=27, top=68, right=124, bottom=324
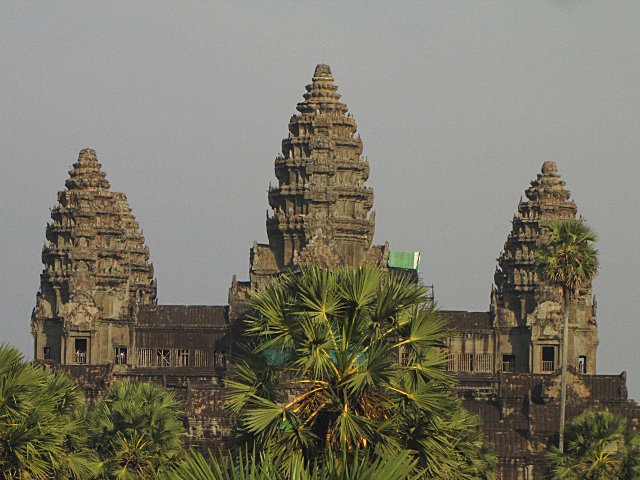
left=1, top=1, right=639, bottom=397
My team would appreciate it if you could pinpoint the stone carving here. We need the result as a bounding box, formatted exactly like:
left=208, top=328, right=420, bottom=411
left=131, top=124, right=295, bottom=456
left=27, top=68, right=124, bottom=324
left=493, top=162, right=579, bottom=327
left=62, top=301, right=99, bottom=332
left=262, top=64, right=376, bottom=276
left=525, top=161, right=572, bottom=202
left=294, top=236, right=345, bottom=269
left=490, top=161, right=598, bottom=374
left=31, top=149, right=156, bottom=363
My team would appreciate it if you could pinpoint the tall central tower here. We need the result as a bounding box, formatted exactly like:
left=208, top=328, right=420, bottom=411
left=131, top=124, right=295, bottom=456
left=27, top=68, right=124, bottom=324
left=230, top=64, right=407, bottom=313
left=264, top=64, right=376, bottom=271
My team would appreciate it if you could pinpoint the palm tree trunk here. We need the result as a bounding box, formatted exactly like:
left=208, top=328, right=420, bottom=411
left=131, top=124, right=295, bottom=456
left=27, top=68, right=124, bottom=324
left=559, top=287, right=570, bottom=453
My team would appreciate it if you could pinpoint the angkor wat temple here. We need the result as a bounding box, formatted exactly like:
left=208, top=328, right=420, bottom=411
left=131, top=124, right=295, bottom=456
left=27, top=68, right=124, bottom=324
left=31, top=64, right=640, bottom=479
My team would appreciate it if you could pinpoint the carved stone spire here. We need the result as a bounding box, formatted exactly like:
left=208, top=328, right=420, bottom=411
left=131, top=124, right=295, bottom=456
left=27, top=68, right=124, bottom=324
left=265, top=64, right=375, bottom=270
left=492, top=161, right=598, bottom=374
left=494, top=161, right=577, bottom=324
left=524, top=161, right=572, bottom=202
left=65, top=148, right=111, bottom=190
left=31, top=149, right=156, bottom=364
left=296, top=64, right=347, bottom=116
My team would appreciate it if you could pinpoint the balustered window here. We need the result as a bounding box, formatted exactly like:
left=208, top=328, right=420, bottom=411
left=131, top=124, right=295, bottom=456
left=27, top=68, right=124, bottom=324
left=502, top=355, right=515, bottom=372
left=458, top=354, right=473, bottom=372
left=214, top=350, right=227, bottom=368
left=194, top=349, right=209, bottom=367
left=444, top=354, right=454, bottom=371
left=137, top=348, right=154, bottom=367
left=542, top=346, right=556, bottom=372
left=475, top=354, right=493, bottom=372
left=177, top=349, right=190, bottom=367
left=115, top=347, right=127, bottom=365
left=157, top=349, right=171, bottom=366
left=74, top=338, right=87, bottom=364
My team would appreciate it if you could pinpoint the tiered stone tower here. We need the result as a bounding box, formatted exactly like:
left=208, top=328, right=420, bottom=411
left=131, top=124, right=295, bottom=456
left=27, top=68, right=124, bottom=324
left=248, top=65, right=380, bottom=286
left=31, top=149, right=156, bottom=365
left=491, top=161, right=598, bottom=373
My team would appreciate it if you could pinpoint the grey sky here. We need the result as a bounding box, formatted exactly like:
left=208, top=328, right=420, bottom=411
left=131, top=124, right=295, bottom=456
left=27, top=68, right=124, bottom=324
left=2, top=2, right=639, bottom=397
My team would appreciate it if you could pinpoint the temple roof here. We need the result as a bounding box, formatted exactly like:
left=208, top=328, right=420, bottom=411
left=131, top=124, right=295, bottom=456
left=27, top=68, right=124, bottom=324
left=525, top=160, right=572, bottom=201
left=493, top=161, right=580, bottom=315
left=65, top=148, right=111, bottom=190
left=313, top=63, right=332, bottom=79
left=297, top=63, right=346, bottom=115
left=34, top=149, right=156, bottom=324
left=137, top=305, right=228, bottom=329
left=443, top=310, right=492, bottom=333
left=262, top=65, right=375, bottom=271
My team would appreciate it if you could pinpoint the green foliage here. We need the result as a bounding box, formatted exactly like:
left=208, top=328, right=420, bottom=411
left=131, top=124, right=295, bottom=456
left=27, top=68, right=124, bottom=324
left=547, top=411, right=640, bottom=479
left=176, top=446, right=422, bottom=480
left=225, top=265, right=497, bottom=479
left=85, top=381, right=185, bottom=479
left=535, top=218, right=600, bottom=453
left=534, top=218, right=599, bottom=296
left=0, top=342, right=98, bottom=480
left=0, top=343, right=188, bottom=480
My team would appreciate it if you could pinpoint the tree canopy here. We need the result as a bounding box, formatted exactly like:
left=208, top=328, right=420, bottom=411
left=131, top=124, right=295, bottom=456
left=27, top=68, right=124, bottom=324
left=534, top=218, right=599, bottom=297
left=547, top=411, right=640, bottom=479
left=225, top=265, right=497, bottom=479
left=1, top=264, right=501, bottom=479
left=84, top=382, right=184, bottom=479
left=0, top=343, right=98, bottom=480
left=176, top=447, right=423, bottom=480
left=0, top=343, right=185, bottom=480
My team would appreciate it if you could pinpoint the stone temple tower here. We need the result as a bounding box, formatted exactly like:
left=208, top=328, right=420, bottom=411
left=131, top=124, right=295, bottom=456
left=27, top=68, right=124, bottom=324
left=491, top=161, right=598, bottom=374
left=31, top=149, right=156, bottom=365
left=246, top=64, right=384, bottom=287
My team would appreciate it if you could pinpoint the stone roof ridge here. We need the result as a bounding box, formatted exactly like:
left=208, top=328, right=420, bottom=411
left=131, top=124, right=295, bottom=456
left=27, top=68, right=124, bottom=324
left=136, top=304, right=228, bottom=328
left=442, top=310, right=492, bottom=332
left=65, top=148, right=111, bottom=190
left=525, top=161, right=571, bottom=202
left=442, top=309, right=490, bottom=314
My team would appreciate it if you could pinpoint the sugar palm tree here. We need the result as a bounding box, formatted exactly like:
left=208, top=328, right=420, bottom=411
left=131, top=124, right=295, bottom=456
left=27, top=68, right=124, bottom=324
left=0, top=343, right=98, bottom=480
left=534, top=219, right=599, bottom=452
left=86, top=381, right=185, bottom=479
left=0, top=345, right=185, bottom=480
left=547, top=411, right=640, bottom=479
left=225, top=265, right=497, bottom=478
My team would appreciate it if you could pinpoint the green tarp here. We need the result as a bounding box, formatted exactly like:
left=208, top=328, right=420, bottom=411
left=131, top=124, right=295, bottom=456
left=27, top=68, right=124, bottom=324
left=388, top=251, right=420, bottom=270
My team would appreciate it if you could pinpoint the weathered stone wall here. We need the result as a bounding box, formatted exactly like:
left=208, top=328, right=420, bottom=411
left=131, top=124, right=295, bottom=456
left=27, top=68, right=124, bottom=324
left=54, top=363, right=234, bottom=452
left=459, top=370, right=640, bottom=479
left=183, top=383, right=234, bottom=452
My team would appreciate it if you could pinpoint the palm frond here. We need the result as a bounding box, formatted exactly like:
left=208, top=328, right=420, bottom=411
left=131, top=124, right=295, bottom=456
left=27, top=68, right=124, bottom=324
left=229, top=265, right=495, bottom=479
left=534, top=218, right=599, bottom=294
